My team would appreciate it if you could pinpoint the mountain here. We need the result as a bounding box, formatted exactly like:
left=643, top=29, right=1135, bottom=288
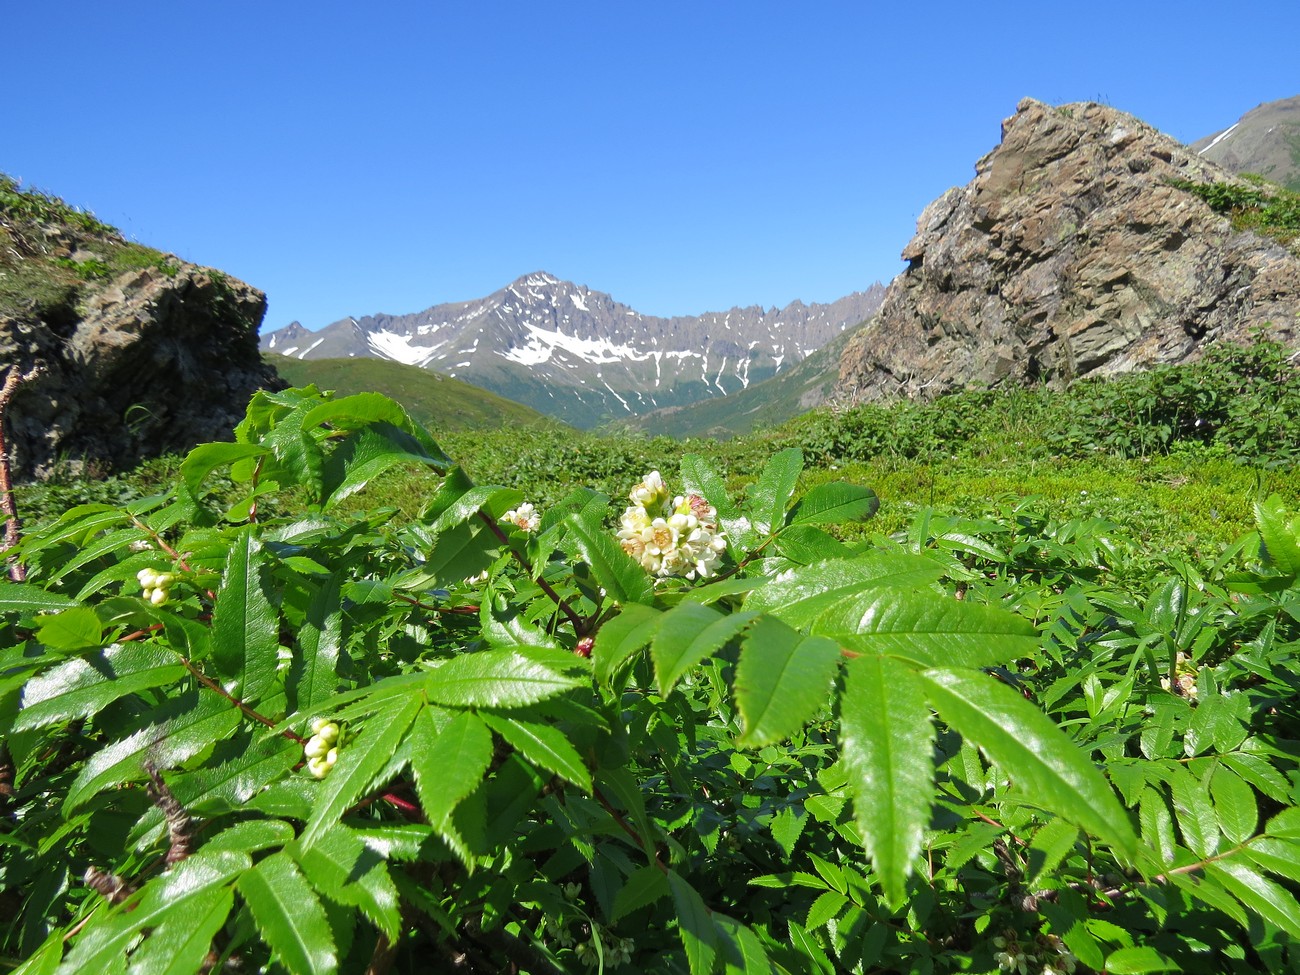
left=614, top=320, right=870, bottom=439
left=0, top=174, right=278, bottom=478
left=834, top=98, right=1300, bottom=405
left=1191, top=94, right=1300, bottom=190
left=266, top=354, right=567, bottom=434
left=261, top=274, right=885, bottom=429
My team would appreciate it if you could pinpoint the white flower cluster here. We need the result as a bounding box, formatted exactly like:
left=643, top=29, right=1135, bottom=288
left=137, top=567, right=177, bottom=606
left=502, top=501, right=540, bottom=532
left=304, top=717, right=343, bottom=779
left=617, top=471, right=726, bottom=581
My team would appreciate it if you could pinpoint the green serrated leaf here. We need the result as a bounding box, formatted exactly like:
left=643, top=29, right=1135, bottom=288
left=129, top=736, right=301, bottom=849
left=1169, top=766, right=1219, bottom=858
left=180, top=442, right=271, bottom=493
left=300, top=697, right=421, bottom=849
left=1210, top=766, right=1258, bottom=845
left=652, top=602, right=756, bottom=696
left=919, top=667, right=1138, bottom=858
left=238, top=851, right=338, bottom=975
left=733, top=616, right=841, bottom=748
left=290, top=573, right=342, bottom=714
left=773, top=524, right=853, bottom=565
left=16, top=643, right=184, bottom=732
left=668, top=871, right=717, bottom=975
left=480, top=712, right=591, bottom=792
left=565, top=512, right=655, bottom=605
left=745, top=553, right=944, bottom=621
left=1221, top=753, right=1290, bottom=802
left=805, top=890, right=848, bottom=930
left=480, top=593, right=560, bottom=650
left=321, top=422, right=449, bottom=509
left=59, top=849, right=250, bottom=974
left=748, top=447, right=803, bottom=535
left=33, top=607, right=103, bottom=650
left=1105, top=945, right=1181, bottom=973
left=424, top=648, right=585, bottom=708
left=769, top=805, right=809, bottom=860
left=0, top=582, right=74, bottom=615
left=1255, top=494, right=1300, bottom=577
left=1206, top=859, right=1300, bottom=939
left=204, top=819, right=297, bottom=854
left=833, top=592, right=1040, bottom=669
left=409, top=708, right=493, bottom=826
left=293, top=825, right=401, bottom=941
left=840, top=654, right=934, bottom=908
left=124, top=884, right=234, bottom=975
left=787, top=481, right=879, bottom=526
left=1245, top=837, right=1300, bottom=886
left=610, top=864, right=670, bottom=923
left=714, top=914, right=776, bottom=975
left=593, top=602, right=662, bottom=685
left=1026, top=819, right=1080, bottom=888
left=211, top=529, right=279, bottom=705
left=64, top=690, right=241, bottom=812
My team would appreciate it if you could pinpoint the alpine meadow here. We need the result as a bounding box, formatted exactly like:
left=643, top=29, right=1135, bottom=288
left=5, top=79, right=1300, bottom=975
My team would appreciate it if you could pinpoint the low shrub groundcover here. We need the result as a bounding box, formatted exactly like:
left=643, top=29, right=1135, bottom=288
left=2, top=385, right=1300, bottom=974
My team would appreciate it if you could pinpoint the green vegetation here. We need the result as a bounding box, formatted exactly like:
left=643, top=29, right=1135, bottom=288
left=1168, top=174, right=1300, bottom=248
left=4, top=349, right=1300, bottom=973
left=267, top=355, right=569, bottom=435
left=0, top=174, right=179, bottom=324
left=611, top=324, right=867, bottom=439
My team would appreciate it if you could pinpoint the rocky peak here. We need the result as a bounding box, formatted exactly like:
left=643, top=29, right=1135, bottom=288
left=834, top=98, right=1300, bottom=404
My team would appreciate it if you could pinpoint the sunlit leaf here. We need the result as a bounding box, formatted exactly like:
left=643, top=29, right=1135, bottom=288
left=840, top=654, right=934, bottom=908
left=238, top=851, right=338, bottom=975
left=919, top=667, right=1137, bottom=858
left=733, top=616, right=841, bottom=748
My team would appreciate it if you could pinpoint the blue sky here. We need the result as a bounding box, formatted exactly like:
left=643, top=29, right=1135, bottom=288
left=6, top=1, right=1298, bottom=331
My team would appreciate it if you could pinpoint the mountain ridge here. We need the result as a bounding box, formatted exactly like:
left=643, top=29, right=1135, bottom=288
left=261, top=273, right=885, bottom=428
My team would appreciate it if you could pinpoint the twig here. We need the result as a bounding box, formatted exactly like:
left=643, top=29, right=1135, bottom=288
left=476, top=511, right=585, bottom=633
left=0, top=365, right=40, bottom=581
left=145, top=762, right=197, bottom=865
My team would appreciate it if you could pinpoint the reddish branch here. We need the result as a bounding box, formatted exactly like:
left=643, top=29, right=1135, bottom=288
left=0, top=365, right=39, bottom=581
left=476, top=510, right=585, bottom=633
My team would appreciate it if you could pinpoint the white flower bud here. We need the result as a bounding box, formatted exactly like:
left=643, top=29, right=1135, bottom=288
left=149, top=587, right=169, bottom=606
left=304, top=737, right=329, bottom=759
left=137, top=568, right=159, bottom=587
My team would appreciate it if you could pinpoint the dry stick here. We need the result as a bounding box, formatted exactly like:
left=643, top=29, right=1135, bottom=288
left=0, top=365, right=39, bottom=582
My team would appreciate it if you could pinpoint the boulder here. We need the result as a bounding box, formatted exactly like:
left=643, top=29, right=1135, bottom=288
left=0, top=181, right=285, bottom=480
left=834, top=98, right=1300, bottom=403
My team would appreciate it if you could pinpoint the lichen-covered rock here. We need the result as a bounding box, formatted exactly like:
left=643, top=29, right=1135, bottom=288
left=834, top=98, right=1300, bottom=404
left=0, top=178, right=281, bottom=478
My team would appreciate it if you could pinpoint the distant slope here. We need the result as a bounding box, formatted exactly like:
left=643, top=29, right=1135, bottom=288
left=1191, top=94, right=1300, bottom=190
left=612, top=319, right=870, bottom=439
left=266, top=354, right=566, bottom=434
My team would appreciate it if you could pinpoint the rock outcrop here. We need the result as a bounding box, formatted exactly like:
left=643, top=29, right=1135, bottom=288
left=834, top=98, right=1300, bottom=404
left=1, top=179, right=281, bottom=478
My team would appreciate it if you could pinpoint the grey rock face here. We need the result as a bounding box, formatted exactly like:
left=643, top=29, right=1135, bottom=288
left=2, top=265, right=280, bottom=478
left=834, top=98, right=1300, bottom=404
left=262, top=274, right=886, bottom=428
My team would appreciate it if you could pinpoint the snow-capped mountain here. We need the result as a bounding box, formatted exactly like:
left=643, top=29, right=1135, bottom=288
left=261, top=273, right=885, bottom=428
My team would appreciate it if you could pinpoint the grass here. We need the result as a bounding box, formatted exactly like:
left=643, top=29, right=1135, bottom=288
left=0, top=173, right=179, bottom=324
left=265, top=354, right=570, bottom=435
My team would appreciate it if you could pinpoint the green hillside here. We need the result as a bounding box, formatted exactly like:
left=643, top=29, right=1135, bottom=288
left=265, top=354, right=568, bottom=434
left=613, top=320, right=868, bottom=439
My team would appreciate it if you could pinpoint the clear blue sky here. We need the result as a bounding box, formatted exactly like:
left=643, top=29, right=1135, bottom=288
left=6, top=1, right=1298, bottom=331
